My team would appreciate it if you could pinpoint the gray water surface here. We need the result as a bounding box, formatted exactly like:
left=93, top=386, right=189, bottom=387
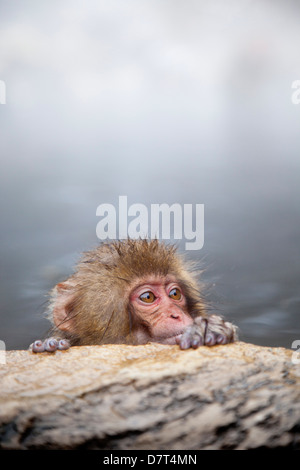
left=0, top=0, right=299, bottom=350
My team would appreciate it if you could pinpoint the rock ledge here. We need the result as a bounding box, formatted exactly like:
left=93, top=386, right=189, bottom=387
left=0, top=341, right=299, bottom=449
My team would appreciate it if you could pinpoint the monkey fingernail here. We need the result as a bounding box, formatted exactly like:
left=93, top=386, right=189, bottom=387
left=179, top=337, right=191, bottom=350
left=31, top=340, right=45, bottom=353
left=216, top=334, right=226, bottom=345
left=44, top=338, right=59, bottom=352
left=205, top=333, right=216, bottom=346
left=191, top=335, right=203, bottom=349
left=58, top=339, right=70, bottom=350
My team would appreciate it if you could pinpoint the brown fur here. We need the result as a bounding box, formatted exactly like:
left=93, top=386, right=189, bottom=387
left=48, top=239, right=206, bottom=345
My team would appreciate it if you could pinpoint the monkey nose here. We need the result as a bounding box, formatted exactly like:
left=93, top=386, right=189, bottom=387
left=170, top=313, right=180, bottom=319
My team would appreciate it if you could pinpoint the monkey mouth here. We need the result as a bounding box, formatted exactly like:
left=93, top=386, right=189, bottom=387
left=157, top=333, right=183, bottom=345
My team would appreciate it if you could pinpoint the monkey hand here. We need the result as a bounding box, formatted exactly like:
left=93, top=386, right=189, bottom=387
left=29, top=338, right=71, bottom=353
left=177, top=315, right=237, bottom=349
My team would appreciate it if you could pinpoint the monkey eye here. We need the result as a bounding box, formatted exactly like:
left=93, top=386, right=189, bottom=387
left=139, top=291, right=156, bottom=303
left=169, top=288, right=182, bottom=300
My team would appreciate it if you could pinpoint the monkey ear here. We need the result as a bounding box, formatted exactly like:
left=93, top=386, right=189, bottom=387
left=51, top=280, right=76, bottom=332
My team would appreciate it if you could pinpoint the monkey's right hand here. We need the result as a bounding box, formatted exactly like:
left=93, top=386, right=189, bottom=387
left=29, top=338, right=70, bottom=353
left=177, top=315, right=237, bottom=349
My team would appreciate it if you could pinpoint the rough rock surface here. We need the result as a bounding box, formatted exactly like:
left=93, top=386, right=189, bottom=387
left=0, top=341, right=299, bottom=450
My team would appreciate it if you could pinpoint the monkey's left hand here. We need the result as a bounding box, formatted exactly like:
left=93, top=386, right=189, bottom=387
left=177, top=315, right=237, bottom=349
left=30, top=338, right=70, bottom=353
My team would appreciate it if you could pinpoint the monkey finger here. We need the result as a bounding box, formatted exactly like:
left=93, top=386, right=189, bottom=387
left=191, top=334, right=203, bottom=349
left=178, top=328, right=203, bottom=350
left=44, top=338, right=59, bottom=352
left=58, top=339, right=70, bottom=350
left=31, top=340, right=45, bottom=353
left=178, top=333, right=192, bottom=350
left=204, top=332, right=218, bottom=346
left=175, top=335, right=181, bottom=345
left=216, top=334, right=227, bottom=345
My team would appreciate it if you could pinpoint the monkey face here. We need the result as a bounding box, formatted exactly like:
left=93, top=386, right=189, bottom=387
left=129, top=276, right=194, bottom=345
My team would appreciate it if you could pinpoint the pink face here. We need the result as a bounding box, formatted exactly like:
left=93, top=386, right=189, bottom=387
left=129, top=276, right=194, bottom=345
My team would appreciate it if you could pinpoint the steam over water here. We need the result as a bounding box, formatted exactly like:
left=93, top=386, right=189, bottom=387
left=0, top=0, right=299, bottom=349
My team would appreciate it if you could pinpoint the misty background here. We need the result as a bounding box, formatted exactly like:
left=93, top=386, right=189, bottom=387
left=0, top=0, right=299, bottom=349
